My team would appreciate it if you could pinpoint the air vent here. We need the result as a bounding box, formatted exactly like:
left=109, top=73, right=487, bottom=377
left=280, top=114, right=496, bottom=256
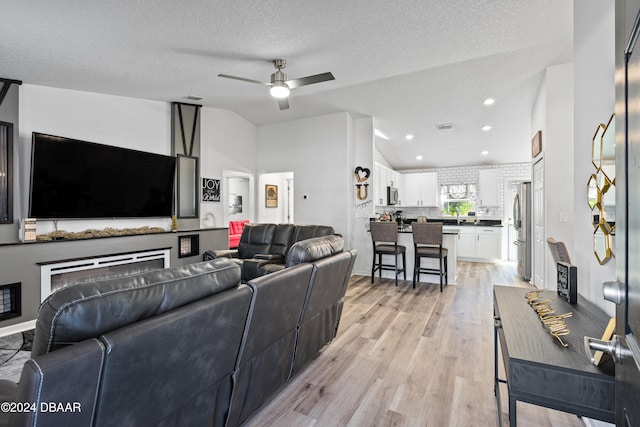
left=436, top=123, right=454, bottom=131
left=183, top=95, right=204, bottom=101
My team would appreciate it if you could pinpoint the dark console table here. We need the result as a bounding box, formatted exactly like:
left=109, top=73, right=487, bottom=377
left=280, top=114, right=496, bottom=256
left=493, top=285, right=615, bottom=426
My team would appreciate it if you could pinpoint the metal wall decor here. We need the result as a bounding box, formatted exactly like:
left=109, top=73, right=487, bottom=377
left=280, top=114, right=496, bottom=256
left=172, top=102, right=201, bottom=220
left=354, top=166, right=370, bottom=201
left=588, top=114, right=616, bottom=264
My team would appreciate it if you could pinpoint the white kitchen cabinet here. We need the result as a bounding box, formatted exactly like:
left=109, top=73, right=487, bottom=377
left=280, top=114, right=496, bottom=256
left=455, top=227, right=476, bottom=258
left=374, top=163, right=402, bottom=205
left=476, top=227, right=502, bottom=259
left=478, top=169, right=500, bottom=206
left=444, top=225, right=503, bottom=260
left=374, top=163, right=384, bottom=205
left=402, top=172, right=438, bottom=206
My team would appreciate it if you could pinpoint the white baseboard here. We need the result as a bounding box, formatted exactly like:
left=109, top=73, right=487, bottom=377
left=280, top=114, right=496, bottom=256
left=0, top=320, right=36, bottom=338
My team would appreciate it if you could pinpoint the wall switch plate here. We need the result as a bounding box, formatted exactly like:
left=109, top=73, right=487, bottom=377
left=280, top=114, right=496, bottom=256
left=559, top=211, right=569, bottom=223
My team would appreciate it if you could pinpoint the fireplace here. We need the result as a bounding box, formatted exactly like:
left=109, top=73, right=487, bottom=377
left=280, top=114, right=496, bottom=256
left=39, top=249, right=170, bottom=302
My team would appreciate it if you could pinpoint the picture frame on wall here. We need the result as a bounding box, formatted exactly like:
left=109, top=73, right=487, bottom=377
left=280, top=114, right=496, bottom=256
left=531, top=130, right=542, bottom=158
left=265, top=184, right=278, bottom=208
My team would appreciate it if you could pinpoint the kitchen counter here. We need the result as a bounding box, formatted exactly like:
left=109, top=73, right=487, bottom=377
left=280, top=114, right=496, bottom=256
left=368, top=224, right=458, bottom=285
left=415, top=218, right=502, bottom=227
left=397, top=225, right=460, bottom=234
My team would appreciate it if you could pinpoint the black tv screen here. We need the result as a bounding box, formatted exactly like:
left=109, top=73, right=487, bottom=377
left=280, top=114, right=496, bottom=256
left=29, top=133, right=176, bottom=219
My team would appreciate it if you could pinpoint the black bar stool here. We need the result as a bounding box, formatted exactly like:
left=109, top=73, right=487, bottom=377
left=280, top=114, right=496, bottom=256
left=370, top=221, right=406, bottom=286
left=412, top=222, right=447, bottom=291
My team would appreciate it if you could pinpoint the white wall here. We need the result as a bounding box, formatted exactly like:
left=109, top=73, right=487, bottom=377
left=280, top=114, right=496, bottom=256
left=16, top=87, right=260, bottom=235
left=256, top=113, right=351, bottom=239
left=258, top=172, right=294, bottom=223
left=531, top=64, right=575, bottom=292
left=351, top=117, right=375, bottom=275
left=200, top=107, right=257, bottom=228
left=573, top=0, right=616, bottom=317
left=18, top=85, right=172, bottom=233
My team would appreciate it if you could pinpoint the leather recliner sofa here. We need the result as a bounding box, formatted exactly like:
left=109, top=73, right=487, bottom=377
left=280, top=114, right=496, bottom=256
left=0, top=236, right=356, bottom=427
left=203, top=223, right=336, bottom=282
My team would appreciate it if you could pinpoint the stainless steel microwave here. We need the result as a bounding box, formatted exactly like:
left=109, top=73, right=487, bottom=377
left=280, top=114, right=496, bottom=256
left=387, top=186, right=399, bottom=205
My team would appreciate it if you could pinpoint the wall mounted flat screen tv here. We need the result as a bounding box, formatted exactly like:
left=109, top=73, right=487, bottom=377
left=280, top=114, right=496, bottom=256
left=29, top=133, right=176, bottom=219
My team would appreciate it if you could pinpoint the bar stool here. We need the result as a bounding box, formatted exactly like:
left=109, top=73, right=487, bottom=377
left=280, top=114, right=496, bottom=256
left=412, top=222, right=447, bottom=291
left=370, top=221, right=406, bottom=286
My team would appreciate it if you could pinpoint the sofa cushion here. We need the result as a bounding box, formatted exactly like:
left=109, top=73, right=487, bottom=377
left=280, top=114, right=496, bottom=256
left=285, top=234, right=344, bottom=267
left=269, top=224, right=295, bottom=257
left=32, top=258, right=241, bottom=356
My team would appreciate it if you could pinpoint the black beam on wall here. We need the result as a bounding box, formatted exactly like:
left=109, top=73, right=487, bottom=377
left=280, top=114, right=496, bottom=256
left=0, top=79, right=22, bottom=109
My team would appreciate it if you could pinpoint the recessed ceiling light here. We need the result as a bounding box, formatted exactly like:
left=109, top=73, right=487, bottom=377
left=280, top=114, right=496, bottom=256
left=483, top=98, right=495, bottom=106
left=405, top=134, right=414, bottom=140
left=374, top=129, right=389, bottom=140
left=481, top=150, right=489, bottom=155
left=416, top=155, right=423, bottom=160
left=482, top=125, right=492, bottom=132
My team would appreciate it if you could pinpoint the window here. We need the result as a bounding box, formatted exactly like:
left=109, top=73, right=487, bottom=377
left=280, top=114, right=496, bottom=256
left=440, top=184, right=476, bottom=216
left=0, top=122, right=13, bottom=224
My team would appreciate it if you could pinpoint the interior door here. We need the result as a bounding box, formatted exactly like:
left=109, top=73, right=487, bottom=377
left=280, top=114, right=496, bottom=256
left=533, top=159, right=545, bottom=289
left=616, top=1, right=640, bottom=423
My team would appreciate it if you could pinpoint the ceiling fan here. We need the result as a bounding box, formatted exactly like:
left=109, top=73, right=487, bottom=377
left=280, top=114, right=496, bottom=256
left=218, top=59, right=335, bottom=110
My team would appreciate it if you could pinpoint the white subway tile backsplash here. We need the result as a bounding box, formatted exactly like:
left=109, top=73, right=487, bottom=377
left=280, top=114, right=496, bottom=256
left=386, top=162, right=531, bottom=219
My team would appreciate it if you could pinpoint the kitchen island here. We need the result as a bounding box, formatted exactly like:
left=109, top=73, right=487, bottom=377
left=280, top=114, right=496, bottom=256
left=370, top=224, right=459, bottom=285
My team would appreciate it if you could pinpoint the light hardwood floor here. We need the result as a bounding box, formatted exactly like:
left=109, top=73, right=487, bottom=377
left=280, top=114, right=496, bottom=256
left=243, top=262, right=585, bottom=427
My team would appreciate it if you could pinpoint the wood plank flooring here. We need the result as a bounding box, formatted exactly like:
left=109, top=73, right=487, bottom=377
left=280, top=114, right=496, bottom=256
left=243, top=261, right=586, bottom=427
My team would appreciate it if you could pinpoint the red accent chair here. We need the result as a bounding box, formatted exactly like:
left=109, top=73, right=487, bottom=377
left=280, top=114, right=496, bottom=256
left=229, top=220, right=250, bottom=249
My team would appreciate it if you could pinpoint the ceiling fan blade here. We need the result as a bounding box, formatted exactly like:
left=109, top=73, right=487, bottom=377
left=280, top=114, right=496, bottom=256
left=277, top=97, right=290, bottom=110
left=218, top=74, right=272, bottom=86
left=286, top=72, right=335, bottom=89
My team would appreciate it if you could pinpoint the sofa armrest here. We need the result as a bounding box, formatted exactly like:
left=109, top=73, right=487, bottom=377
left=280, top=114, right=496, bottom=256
left=253, top=253, right=284, bottom=262
left=203, top=249, right=239, bottom=261
left=241, top=257, right=284, bottom=282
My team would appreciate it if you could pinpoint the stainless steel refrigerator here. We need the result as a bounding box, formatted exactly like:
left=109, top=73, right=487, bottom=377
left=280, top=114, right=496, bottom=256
left=513, top=182, right=531, bottom=281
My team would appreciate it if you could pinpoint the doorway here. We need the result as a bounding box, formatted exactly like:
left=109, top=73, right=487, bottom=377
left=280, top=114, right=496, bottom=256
left=222, top=170, right=254, bottom=226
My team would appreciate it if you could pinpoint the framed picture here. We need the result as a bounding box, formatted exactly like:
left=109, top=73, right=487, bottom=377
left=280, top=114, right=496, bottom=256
left=265, top=184, right=278, bottom=208
left=556, top=262, right=577, bottom=304
left=202, top=178, right=220, bottom=202
left=229, top=194, right=243, bottom=214
left=531, top=130, right=542, bottom=158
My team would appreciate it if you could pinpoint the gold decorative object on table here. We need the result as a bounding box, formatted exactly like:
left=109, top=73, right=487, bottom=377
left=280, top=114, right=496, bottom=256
left=525, top=290, right=572, bottom=347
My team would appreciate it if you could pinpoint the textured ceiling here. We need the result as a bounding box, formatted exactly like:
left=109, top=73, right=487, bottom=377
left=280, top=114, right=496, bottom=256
left=2, top=0, right=573, bottom=169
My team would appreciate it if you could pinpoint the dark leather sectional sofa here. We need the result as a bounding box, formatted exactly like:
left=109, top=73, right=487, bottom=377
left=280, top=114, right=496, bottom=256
left=204, top=223, right=337, bottom=282
left=0, top=235, right=356, bottom=427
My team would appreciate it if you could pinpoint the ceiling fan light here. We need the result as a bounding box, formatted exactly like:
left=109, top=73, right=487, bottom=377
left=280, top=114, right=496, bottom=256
left=270, top=83, right=290, bottom=98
